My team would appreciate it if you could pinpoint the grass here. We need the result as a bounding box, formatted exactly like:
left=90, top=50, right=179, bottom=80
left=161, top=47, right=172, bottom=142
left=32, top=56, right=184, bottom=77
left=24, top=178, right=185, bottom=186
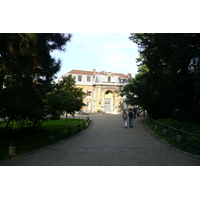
left=146, top=118, right=200, bottom=155
left=0, top=118, right=91, bottom=161
left=42, top=118, right=85, bottom=130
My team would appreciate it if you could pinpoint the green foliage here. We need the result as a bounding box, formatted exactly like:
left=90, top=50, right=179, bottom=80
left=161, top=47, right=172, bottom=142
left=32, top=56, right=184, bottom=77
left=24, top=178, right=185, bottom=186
left=124, top=33, right=200, bottom=123
left=121, top=64, right=149, bottom=107
left=42, top=118, right=85, bottom=130
left=51, top=75, right=86, bottom=119
left=0, top=118, right=90, bottom=160
left=146, top=118, right=200, bottom=155
left=0, top=33, right=71, bottom=131
left=157, top=118, right=200, bottom=134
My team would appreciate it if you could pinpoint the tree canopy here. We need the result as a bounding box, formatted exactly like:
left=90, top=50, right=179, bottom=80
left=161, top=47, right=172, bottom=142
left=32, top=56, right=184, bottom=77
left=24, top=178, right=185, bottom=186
left=122, top=33, right=200, bottom=123
left=48, top=75, right=86, bottom=120
left=0, top=33, right=72, bottom=130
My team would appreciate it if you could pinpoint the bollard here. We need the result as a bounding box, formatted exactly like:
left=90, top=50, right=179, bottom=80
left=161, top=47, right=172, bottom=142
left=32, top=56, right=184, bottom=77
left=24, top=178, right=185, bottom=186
left=68, top=126, right=72, bottom=136
left=154, top=123, right=158, bottom=129
left=9, top=140, right=16, bottom=156
left=177, top=131, right=182, bottom=143
left=163, top=125, right=168, bottom=134
left=83, top=122, right=86, bottom=129
left=86, top=117, right=90, bottom=126
left=49, top=132, right=54, bottom=142
left=78, top=124, right=81, bottom=132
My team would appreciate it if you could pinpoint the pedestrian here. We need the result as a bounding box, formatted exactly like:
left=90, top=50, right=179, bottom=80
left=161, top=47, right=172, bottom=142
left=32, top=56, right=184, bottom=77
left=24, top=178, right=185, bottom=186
left=128, top=108, right=134, bottom=128
left=122, top=109, right=128, bottom=128
left=133, top=106, right=136, bottom=119
left=137, top=106, right=140, bottom=117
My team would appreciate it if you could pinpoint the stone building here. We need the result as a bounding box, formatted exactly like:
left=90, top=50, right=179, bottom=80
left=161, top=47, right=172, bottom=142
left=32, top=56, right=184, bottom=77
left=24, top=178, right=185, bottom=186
left=59, top=69, right=131, bottom=113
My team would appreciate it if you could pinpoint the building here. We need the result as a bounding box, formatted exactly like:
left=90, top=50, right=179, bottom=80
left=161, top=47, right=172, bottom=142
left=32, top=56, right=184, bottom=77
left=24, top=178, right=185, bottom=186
left=59, top=69, right=131, bottom=113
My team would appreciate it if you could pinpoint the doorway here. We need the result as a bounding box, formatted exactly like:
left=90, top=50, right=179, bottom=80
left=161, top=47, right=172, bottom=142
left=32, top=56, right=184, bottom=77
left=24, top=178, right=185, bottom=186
left=105, top=98, right=111, bottom=112
left=105, top=90, right=114, bottom=112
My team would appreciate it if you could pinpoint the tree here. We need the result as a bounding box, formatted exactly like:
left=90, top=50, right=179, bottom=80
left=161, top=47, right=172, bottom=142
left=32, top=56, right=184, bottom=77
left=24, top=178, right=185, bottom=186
left=0, top=33, right=72, bottom=131
left=126, top=33, right=200, bottom=122
left=121, top=63, right=150, bottom=108
left=50, top=75, right=86, bottom=120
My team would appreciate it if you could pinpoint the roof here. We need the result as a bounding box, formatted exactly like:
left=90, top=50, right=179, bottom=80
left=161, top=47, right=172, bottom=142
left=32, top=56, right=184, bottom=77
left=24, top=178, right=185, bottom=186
left=67, top=69, right=127, bottom=78
left=67, top=69, right=94, bottom=76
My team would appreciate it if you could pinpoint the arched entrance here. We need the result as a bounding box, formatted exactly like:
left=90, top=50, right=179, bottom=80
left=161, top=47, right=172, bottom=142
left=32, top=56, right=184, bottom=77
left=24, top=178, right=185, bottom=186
left=105, top=90, right=114, bottom=112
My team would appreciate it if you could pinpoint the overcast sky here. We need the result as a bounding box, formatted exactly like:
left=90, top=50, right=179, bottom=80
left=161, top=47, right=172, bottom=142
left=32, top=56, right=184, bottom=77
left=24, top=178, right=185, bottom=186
left=51, top=33, right=139, bottom=80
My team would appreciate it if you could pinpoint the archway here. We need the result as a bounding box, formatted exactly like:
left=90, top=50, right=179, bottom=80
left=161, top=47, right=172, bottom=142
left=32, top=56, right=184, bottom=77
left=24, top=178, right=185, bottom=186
left=105, top=90, right=114, bottom=112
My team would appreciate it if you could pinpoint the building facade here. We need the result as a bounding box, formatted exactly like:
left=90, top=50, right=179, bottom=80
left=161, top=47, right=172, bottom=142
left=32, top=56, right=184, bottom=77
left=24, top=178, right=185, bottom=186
left=59, top=69, right=131, bottom=113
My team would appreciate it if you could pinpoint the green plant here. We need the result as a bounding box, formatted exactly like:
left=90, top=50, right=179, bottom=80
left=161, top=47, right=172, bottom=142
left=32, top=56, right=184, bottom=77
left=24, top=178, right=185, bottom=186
left=146, top=118, right=200, bottom=155
left=0, top=118, right=91, bottom=160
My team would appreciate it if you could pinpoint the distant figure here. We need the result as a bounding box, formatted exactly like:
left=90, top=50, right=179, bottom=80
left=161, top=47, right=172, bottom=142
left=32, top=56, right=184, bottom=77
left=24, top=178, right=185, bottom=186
left=128, top=108, right=134, bottom=128
left=133, top=107, right=137, bottom=119
left=122, top=109, right=128, bottom=128
left=137, top=106, right=140, bottom=117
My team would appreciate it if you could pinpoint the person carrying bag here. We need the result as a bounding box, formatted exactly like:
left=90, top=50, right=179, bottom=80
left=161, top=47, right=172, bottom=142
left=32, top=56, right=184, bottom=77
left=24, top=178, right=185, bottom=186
left=122, top=109, right=128, bottom=128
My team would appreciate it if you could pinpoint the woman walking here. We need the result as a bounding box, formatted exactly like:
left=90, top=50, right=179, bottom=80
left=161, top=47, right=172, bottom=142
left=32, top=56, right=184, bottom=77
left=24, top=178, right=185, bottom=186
left=122, top=109, right=128, bottom=128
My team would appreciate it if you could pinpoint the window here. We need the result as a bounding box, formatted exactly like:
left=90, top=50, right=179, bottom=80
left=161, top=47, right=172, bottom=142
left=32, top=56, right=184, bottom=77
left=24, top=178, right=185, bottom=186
left=78, top=76, right=82, bottom=82
left=122, top=78, right=126, bottom=83
left=108, top=77, right=111, bottom=82
left=73, top=76, right=76, bottom=80
left=87, top=76, right=91, bottom=82
left=87, top=91, right=92, bottom=96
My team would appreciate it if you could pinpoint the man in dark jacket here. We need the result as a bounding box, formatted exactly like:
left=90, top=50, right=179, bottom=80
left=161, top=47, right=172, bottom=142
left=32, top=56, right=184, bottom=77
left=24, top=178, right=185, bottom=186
left=128, top=108, right=134, bottom=128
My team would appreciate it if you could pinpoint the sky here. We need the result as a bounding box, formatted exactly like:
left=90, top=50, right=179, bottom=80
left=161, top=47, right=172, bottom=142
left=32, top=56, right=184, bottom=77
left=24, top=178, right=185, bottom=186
left=51, top=33, right=140, bottom=81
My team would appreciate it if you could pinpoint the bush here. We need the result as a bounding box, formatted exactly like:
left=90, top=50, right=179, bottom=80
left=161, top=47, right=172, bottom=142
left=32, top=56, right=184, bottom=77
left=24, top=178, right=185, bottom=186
left=146, top=118, right=200, bottom=155
left=157, top=118, right=200, bottom=134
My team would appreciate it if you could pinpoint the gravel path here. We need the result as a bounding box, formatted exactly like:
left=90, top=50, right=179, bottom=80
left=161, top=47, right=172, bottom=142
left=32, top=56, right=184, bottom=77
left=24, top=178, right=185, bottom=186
left=1, top=114, right=200, bottom=166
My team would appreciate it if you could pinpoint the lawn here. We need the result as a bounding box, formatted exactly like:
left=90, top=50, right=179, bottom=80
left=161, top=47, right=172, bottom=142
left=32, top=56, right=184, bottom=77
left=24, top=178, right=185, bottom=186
left=0, top=118, right=90, bottom=161
left=42, top=118, right=84, bottom=131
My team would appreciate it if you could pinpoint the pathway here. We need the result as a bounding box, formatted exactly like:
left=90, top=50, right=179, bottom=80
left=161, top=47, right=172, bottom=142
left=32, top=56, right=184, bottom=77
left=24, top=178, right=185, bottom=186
left=1, top=114, right=200, bottom=166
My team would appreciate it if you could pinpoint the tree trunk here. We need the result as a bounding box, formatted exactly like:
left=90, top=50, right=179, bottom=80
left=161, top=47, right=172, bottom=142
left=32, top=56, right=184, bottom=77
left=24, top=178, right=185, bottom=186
left=65, top=111, right=68, bottom=120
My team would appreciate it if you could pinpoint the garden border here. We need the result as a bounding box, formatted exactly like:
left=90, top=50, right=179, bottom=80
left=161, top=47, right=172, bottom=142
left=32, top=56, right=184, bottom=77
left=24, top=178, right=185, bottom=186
left=144, top=117, right=200, bottom=158
left=8, top=116, right=91, bottom=156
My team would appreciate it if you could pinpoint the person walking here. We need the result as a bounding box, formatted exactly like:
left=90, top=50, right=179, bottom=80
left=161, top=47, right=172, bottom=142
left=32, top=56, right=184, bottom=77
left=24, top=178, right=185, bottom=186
left=133, top=106, right=136, bottom=119
left=122, top=109, right=128, bottom=128
left=137, top=106, right=140, bottom=117
left=128, top=108, right=134, bottom=128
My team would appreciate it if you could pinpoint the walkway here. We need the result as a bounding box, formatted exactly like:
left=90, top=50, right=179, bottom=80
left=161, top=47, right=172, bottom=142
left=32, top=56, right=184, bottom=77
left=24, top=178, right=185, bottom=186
left=1, top=114, right=200, bottom=166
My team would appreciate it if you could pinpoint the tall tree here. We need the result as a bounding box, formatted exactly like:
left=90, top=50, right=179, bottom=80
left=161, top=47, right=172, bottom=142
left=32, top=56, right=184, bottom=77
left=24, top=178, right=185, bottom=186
left=0, top=33, right=71, bottom=130
left=126, top=33, right=200, bottom=122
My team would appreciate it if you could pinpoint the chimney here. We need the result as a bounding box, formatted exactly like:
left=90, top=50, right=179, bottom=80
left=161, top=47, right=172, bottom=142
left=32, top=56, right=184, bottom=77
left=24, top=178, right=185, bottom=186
left=93, top=69, right=96, bottom=74
left=127, top=73, right=132, bottom=79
